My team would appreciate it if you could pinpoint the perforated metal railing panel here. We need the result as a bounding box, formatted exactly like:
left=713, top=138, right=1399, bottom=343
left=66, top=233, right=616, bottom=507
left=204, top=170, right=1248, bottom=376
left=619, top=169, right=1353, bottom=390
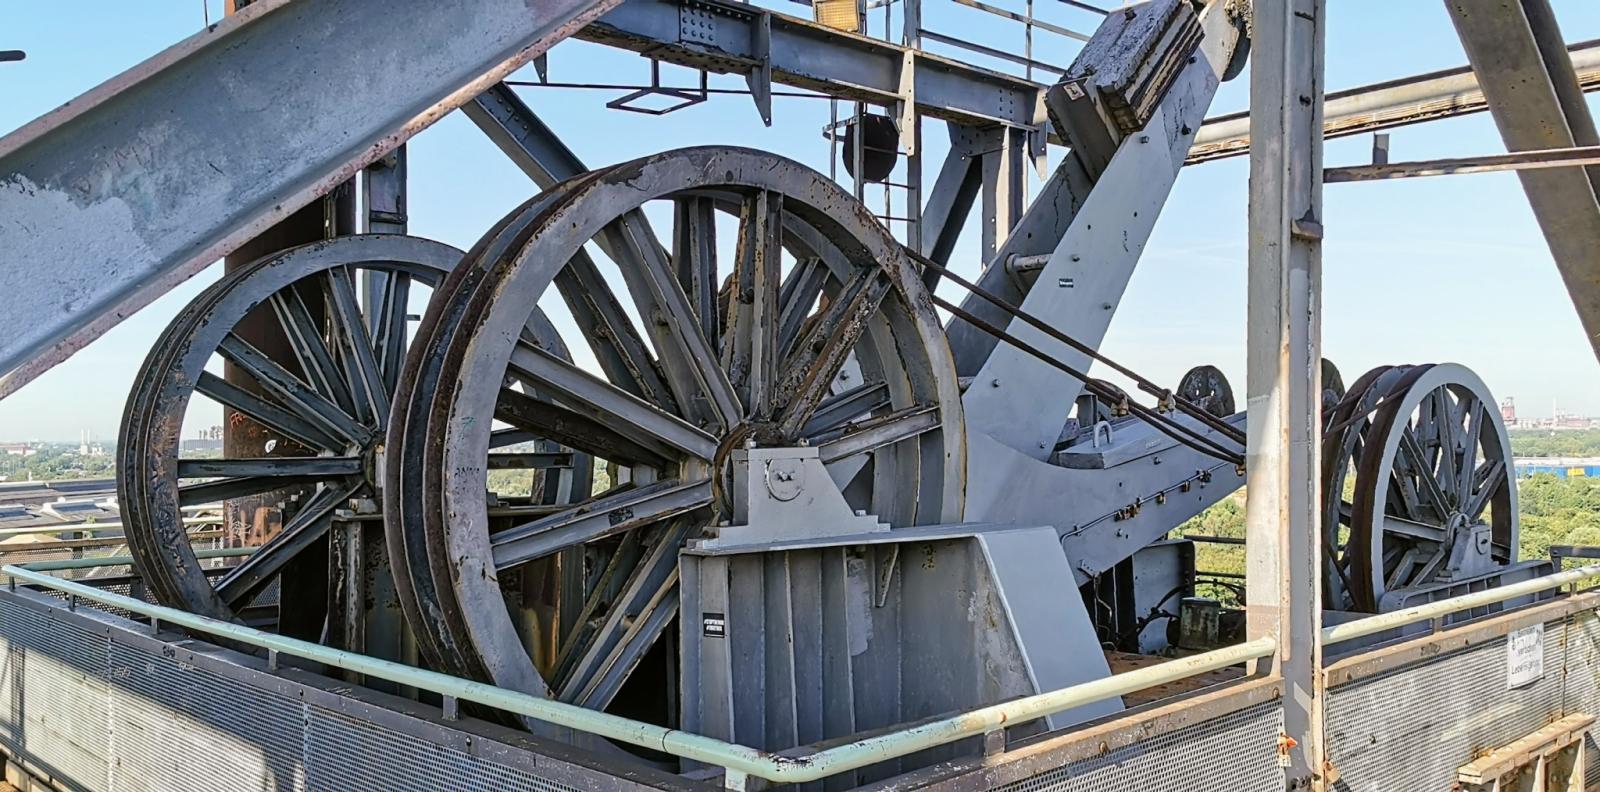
left=1326, top=613, right=1575, bottom=792
left=108, top=640, right=307, bottom=791
left=0, top=589, right=692, bottom=792
left=3, top=581, right=1596, bottom=792
left=986, top=701, right=1285, bottom=792
left=306, top=706, right=585, bottom=792
left=1559, top=609, right=1600, bottom=788
left=0, top=604, right=110, bottom=791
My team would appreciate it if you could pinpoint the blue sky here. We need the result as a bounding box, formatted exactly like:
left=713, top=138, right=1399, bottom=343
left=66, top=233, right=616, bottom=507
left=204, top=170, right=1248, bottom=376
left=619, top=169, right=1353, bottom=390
left=2, top=1, right=1599, bottom=441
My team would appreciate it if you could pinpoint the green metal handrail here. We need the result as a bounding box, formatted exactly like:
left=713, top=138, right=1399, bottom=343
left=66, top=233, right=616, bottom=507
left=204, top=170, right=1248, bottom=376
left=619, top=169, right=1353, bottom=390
left=1322, top=562, right=1600, bottom=644
left=7, top=549, right=1597, bottom=784
left=0, top=515, right=219, bottom=538
left=0, top=560, right=1274, bottom=787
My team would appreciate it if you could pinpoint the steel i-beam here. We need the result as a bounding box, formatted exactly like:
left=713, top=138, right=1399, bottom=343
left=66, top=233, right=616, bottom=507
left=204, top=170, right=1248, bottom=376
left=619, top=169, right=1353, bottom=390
left=1245, top=0, right=1327, bottom=786
left=955, top=1, right=1244, bottom=459
left=1190, top=38, right=1600, bottom=164
left=0, top=0, right=619, bottom=397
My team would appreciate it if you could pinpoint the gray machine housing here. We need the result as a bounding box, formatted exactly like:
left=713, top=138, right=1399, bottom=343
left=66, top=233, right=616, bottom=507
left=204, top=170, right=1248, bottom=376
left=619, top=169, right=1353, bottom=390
left=680, top=523, right=1120, bottom=767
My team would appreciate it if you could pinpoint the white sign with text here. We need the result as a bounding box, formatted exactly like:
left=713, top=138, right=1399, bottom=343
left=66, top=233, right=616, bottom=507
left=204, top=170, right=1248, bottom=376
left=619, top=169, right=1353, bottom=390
left=1507, top=623, right=1544, bottom=689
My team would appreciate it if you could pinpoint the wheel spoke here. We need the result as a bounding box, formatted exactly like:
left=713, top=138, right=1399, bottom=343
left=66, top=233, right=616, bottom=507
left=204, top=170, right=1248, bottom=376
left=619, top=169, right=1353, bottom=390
left=178, top=473, right=332, bottom=506
left=1409, top=542, right=1450, bottom=585
left=177, top=456, right=363, bottom=479
left=672, top=196, right=720, bottom=345
left=325, top=266, right=389, bottom=425
left=619, top=214, right=743, bottom=431
left=802, top=380, right=891, bottom=437
left=1386, top=463, right=1424, bottom=523
left=268, top=285, right=356, bottom=416
left=508, top=343, right=716, bottom=461
left=494, top=388, right=673, bottom=469
left=195, top=372, right=341, bottom=453
left=1433, top=391, right=1459, bottom=510
left=485, top=451, right=575, bottom=470
left=816, top=405, right=940, bottom=463
left=1381, top=515, right=1447, bottom=543
left=1396, top=427, right=1450, bottom=521
left=214, top=481, right=356, bottom=609
left=1455, top=396, right=1484, bottom=506
left=1465, top=460, right=1506, bottom=520
left=552, top=530, right=650, bottom=679
left=218, top=333, right=369, bottom=448
left=367, top=270, right=412, bottom=393
left=1384, top=546, right=1422, bottom=590
left=772, top=268, right=892, bottom=438
left=489, top=427, right=540, bottom=449
left=721, top=189, right=784, bottom=417
left=555, top=251, right=678, bottom=411
left=557, top=522, right=687, bottom=708
left=491, top=479, right=712, bottom=571
left=777, top=256, right=829, bottom=358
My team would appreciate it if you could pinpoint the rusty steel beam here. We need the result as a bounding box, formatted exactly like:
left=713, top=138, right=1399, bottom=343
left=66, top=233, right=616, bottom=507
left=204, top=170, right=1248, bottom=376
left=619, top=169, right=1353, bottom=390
left=1325, top=144, right=1600, bottom=183
left=0, top=0, right=618, bottom=398
left=1190, top=38, right=1600, bottom=164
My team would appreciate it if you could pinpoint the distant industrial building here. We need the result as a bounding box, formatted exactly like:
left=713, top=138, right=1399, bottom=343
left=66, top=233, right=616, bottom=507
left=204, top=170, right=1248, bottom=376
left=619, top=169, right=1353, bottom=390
left=1514, top=457, right=1600, bottom=479
left=1500, top=397, right=1599, bottom=430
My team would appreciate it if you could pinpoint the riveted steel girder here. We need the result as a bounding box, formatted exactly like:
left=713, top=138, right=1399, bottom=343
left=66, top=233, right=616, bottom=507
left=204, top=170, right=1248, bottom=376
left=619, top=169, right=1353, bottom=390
left=579, top=0, right=1045, bottom=129
left=0, top=0, right=618, bottom=397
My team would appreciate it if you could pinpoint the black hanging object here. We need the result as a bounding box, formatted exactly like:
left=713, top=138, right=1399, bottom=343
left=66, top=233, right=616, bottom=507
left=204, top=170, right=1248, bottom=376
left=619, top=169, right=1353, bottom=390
left=842, top=114, right=899, bottom=183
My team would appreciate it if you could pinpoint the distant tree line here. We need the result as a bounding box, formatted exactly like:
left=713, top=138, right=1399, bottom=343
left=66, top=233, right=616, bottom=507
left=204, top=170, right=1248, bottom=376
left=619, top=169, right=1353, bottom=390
left=1176, top=430, right=1600, bottom=604
left=1508, top=429, right=1600, bottom=458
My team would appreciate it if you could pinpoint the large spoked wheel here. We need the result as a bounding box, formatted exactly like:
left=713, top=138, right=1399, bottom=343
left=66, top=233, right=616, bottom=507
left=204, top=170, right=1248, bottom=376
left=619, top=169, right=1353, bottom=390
left=390, top=147, right=965, bottom=718
left=119, top=235, right=463, bottom=622
left=1321, top=363, right=1516, bottom=612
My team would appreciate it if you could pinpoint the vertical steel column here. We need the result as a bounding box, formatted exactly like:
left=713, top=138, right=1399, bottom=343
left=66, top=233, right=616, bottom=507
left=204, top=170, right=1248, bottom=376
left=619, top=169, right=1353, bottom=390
left=1245, top=0, right=1327, bottom=788
left=353, top=148, right=410, bottom=688
left=980, top=126, right=1026, bottom=263
left=219, top=0, right=353, bottom=645
left=902, top=0, right=921, bottom=47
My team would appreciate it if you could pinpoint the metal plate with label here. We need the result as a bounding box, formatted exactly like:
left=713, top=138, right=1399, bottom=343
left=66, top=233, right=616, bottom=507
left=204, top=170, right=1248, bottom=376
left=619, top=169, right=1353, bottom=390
left=1507, top=623, right=1544, bottom=688
left=703, top=612, right=726, bottom=638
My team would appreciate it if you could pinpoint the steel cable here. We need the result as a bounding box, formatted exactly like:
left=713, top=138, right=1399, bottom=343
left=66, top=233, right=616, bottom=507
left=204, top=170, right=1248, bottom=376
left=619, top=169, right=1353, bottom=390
left=909, top=250, right=1248, bottom=445
left=931, top=293, right=1246, bottom=466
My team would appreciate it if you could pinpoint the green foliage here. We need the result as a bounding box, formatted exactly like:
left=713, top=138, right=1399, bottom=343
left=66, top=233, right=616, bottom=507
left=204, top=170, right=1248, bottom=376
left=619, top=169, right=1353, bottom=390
left=0, top=445, right=115, bottom=482
left=1515, top=473, right=1600, bottom=561
left=486, top=457, right=613, bottom=499
left=1174, top=491, right=1246, bottom=604
left=1508, top=429, right=1600, bottom=458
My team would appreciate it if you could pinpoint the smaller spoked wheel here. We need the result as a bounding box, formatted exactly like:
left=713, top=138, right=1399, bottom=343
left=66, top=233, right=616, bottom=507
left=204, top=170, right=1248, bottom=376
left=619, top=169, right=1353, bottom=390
left=1320, top=363, right=1516, bottom=612
left=1177, top=365, right=1235, bottom=418
left=118, top=235, right=460, bottom=623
